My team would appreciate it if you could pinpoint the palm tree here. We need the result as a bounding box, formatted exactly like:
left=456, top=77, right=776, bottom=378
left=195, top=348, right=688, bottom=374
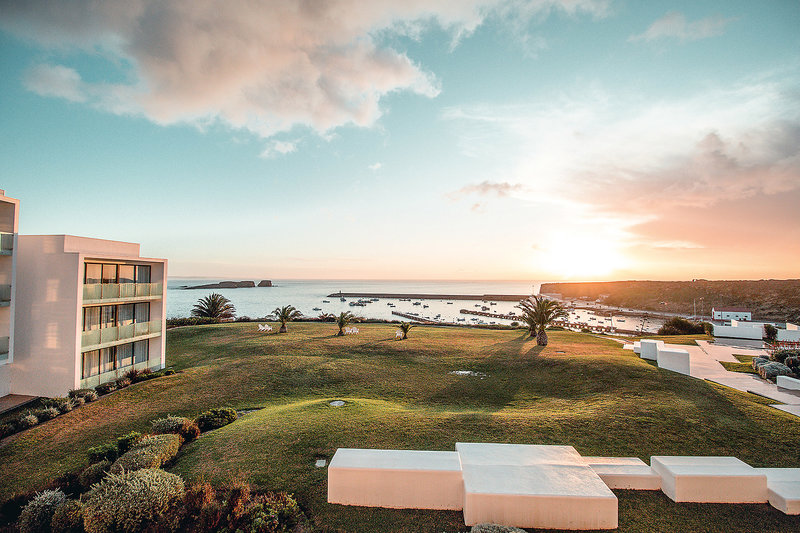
left=518, top=295, right=567, bottom=346
left=192, top=293, right=236, bottom=320
left=273, top=305, right=302, bottom=333
left=398, top=322, right=414, bottom=340
left=520, top=311, right=538, bottom=338
left=336, top=311, right=355, bottom=336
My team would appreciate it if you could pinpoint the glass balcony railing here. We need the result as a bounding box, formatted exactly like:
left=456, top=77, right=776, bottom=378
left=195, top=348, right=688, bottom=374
left=83, top=282, right=163, bottom=302
left=0, top=335, right=9, bottom=362
left=0, top=232, right=12, bottom=255
left=0, top=284, right=10, bottom=303
left=81, top=320, right=162, bottom=348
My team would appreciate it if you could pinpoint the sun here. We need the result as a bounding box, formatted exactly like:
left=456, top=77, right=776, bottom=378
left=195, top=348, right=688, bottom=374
left=534, top=235, right=627, bottom=279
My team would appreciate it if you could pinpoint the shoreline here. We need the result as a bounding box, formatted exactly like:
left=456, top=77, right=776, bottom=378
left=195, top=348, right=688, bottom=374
left=326, top=292, right=529, bottom=301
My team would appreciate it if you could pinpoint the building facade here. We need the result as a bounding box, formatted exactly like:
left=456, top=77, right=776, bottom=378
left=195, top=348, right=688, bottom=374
left=11, top=235, right=167, bottom=397
left=0, top=190, right=19, bottom=397
left=711, top=307, right=752, bottom=321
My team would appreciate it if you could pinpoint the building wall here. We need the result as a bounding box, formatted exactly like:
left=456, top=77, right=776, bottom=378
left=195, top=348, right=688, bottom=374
left=777, top=324, right=800, bottom=343
left=713, top=322, right=764, bottom=340
left=0, top=192, right=19, bottom=396
left=712, top=309, right=752, bottom=321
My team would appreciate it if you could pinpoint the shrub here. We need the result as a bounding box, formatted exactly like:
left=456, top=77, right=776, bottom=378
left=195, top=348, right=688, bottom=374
left=87, top=443, right=118, bottom=464
left=78, top=460, right=111, bottom=490
left=196, top=408, right=238, bottom=432
left=122, top=368, right=140, bottom=382
left=771, top=349, right=800, bottom=364
left=17, top=413, right=39, bottom=430
left=166, top=316, right=219, bottom=328
left=109, top=434, right=182, bottom=474
left=72, top=396, right=85, bottom=407
left=50, top=499, right=83, bottom=533
left=164, top=368, right=175, bottom=376
left=18, top=489, right=68, bottom=533
left=471, top=524, right=527, bottom=533
left=658, top=317, right=706, bottom=336
left=68, top=389, right=95, bottom=400
left=116, top=377, right=131, bottom=389
left=83, top=469, right=184, bottom=533
left=55, top=399, right=74, bottom=414
left=758, top=362, right=794, bottom=382
left=83, top=391, right=98, bottom=402
left=116, top=431, right=142, bottom=454
left=36, top=406, right=60, bottom=422
left=752, top=356, right=770, bottom=370
left=0, top=422, right=16, bottom=439
left=94, top=382, right=117, bottom=395
left=152, top=415, right=200, bottom=442
left=764, top=323, right=778, bottom=341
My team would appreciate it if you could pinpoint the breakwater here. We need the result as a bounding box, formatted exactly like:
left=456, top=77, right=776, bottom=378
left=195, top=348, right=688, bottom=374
left=459, top=309, right=520, bottom=320
left=328, top=292, right=528, bottom=302
left=391, top=310, right=438, bottom=324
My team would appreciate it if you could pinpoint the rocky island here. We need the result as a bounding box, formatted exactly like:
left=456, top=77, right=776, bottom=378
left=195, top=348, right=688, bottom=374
left=182, top=280, right=272, bottom=289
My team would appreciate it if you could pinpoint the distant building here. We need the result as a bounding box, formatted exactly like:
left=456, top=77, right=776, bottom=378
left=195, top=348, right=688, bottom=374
left=712, top=307, right=752, bottom=321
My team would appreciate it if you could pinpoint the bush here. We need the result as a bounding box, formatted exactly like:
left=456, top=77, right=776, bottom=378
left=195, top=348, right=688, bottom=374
left=122, top=368, right=140, bottom=382
left=471, top=524, right=527, bottom=533
left=68, top=389, right=95, bottom=400
left=17, top=413, right=39, bottom=430
left=116, top=431, right=142, bottom=454
left=771, top=349, right=800, bottom=364
left=758, top=361, right=794, bottom=382
left=752, top=356, right=770, bottom=370
left=164, top=368, right=175, bottom=376
left=152, top=415, right=200, bottom=442
left=115, top=377, right=131, bottom=389
left=78, top=460, right=111, bottom=490
left=18, top=489, right=68, bottom=533
left=71, top=397, right=85, bottom=407
left=50, top=499, right=83, bottom=533
left=0, top=422, right=16, bottom=439
left=36, top=407, right=60, bottom=422
left=83, top=391, right=98, bottom=402
left=83, top=469, right=185, bottom=533
left=109, top=434, right=182, bottom=474
left=55, top=399, right=74, bottom=414
left=166, top=317, right=220, bottom=328
left=764, top=323, right=778, bottom=341
left=196, top=407, right=238, bottom=432
left=87, top=443, right=118, bottom=464
left=658, top=317, right=706, bottom=336
left=94, top=382, right=117, bottom=395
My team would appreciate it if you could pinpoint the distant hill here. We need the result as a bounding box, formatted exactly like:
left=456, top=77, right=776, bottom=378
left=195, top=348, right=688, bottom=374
left=539, top=280, right=800, bottom=323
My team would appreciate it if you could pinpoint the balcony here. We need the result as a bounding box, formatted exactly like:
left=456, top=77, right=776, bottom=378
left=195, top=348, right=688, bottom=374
left=0, top=284, right=10, bottom=307
left=0, top=232, right=12, bottom=255
left=83, top=282, right=163, bottom=304
left=0, top=335, right=8, bottom=363
left=81, top=320, right=162, bottom=350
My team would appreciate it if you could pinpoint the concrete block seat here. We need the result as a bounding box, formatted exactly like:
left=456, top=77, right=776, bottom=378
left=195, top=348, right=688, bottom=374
left=777, top=375, right=800, bottom=391
left=639, top=339, right=664, bottom=361
left=754, top=468, right=800, bottom=515
left=582, top=457, right=661, bottom=490
left=327, top=449, right=463, bottom=510
left=651, top=456, right=767, bottom=503
left=656, top=346, right=691, bottom=375
left=457, top=443, right=618, bottom=530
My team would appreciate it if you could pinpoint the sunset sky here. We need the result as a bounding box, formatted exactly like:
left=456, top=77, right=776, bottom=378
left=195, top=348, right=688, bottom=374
left=1, top=1, right=798, bottom=281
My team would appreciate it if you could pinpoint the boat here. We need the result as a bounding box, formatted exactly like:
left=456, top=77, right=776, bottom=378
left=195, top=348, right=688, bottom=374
left=447, top=302, right=453, bottom=304
left=340, top=297, right=346, bottom=302
left=413, top=302, right=421, bottom=306
left=490, top=302, right=497, bottom=306
left=312, top=307, right=321, bottom=311
left=423, top=305, right=429, bottom=308
left=322, top=300, right=330, bottom=303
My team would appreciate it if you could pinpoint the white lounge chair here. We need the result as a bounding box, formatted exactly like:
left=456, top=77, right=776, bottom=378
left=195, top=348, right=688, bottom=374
left=395, top=330, right=403, bottom=339
left=258, top=324, right=272, bottom=332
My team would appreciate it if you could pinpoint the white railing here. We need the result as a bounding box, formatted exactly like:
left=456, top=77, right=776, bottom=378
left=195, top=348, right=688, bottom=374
left=83, top=282, right=163, bottom=302
left=81, top=319, right=162, bottom=348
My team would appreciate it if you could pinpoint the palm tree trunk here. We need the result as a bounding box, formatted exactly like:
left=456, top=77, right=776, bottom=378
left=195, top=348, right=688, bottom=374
left=279, top=324, right=288, bottom=333
left=536, top=330, right=548, bottom=346
left=338, top=327, right=344, bottom=336
left=529, top=327, right=536, bottom=338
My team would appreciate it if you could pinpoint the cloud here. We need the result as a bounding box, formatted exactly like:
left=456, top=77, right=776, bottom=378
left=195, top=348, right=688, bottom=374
left=629, top=12, right=733, bottom=43
left=0, top=0, right=608, bottom=142
left=368, top=162, right=383, bottom=171
left=23, top=64, right=87, bottom=102
left=259, top=140, right=297, bottom=159
left=449, top=180, right=526, bottom=200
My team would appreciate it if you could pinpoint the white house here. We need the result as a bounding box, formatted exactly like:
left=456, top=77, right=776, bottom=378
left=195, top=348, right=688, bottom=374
left=712, top=307, right=752, bottom=321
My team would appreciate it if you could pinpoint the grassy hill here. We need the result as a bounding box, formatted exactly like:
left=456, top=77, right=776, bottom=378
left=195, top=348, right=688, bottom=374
left=1, top=323, right=799, bottom=532
left=541, top=280, right=800, bottom=322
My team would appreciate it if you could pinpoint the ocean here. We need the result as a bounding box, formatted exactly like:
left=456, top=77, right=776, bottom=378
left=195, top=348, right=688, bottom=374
left=167, top=279, right=665, bottom=333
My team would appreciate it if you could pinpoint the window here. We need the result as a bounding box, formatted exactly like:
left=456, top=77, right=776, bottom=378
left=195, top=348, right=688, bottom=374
left=102, top=264, right=117, bottom=284
left=134, top=340, right=149, bottom=364
left=118, top=304, right=135, bottom=326
left=83, top=307, right=100, bottom=331
left=82, top=350, right=100, bottom=378
left=100, top=347, right=115, bottom=373
left=85, top=263, right=102, bottom=284
left=101, top=306, right=116, bottom=329
left=117, top=343, right=134, bottom=368
left=119, top=265, right=135, bottom=284
left=135, top=302, right=150, bottom=323
left=136, top=265, right=151, bottom=284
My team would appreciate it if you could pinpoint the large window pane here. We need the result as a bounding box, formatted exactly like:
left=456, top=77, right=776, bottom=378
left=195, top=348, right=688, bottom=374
left=135, top=265, right=151, bottom=284
left=117, top=343, right=134, bottom=368
left=118, top=304, right=135, bottom=326
left=101, top=305, right=116, bottom=329
left=83, top=307, right=100, bottom=331
left=82, top=350, right=99, bottom=378
left=85, top=263, right=102, bottom=284
left=133, top=340, right=148, bottom=364
left=134, top=302, right=150, bottom=323
left=102, top=264, right=117, bottom=284
left=100, top=347, right=115, bottom=373
left=118, top=265, right=135, bottom=284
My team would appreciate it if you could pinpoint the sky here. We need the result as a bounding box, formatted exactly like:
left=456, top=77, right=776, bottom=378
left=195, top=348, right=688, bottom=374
left=0, top=0, right=798, bottom=281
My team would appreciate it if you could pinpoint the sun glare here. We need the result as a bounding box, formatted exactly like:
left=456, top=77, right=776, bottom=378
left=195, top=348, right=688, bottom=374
left=535, top=236, right=627, bottom=279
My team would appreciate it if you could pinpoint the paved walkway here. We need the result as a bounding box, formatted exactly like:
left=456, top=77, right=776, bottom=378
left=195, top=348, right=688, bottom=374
left=0, top=394, right=37, bottom=415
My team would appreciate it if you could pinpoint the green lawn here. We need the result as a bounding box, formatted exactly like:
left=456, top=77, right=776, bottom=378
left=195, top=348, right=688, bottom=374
left=1, top=323, right=799, bottom=532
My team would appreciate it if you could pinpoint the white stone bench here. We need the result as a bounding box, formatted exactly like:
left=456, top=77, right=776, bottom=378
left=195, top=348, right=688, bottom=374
left=457, top=443, right=618, bottom=530
left=651, top=456, right=767, bottom=503
left=777, top=375, right=800, bottom=391
left=327, top=448, right=463, bottom=510
left=754, top=468, right=800, bottom=515
left=639, top=339, right=664, bottom=361
left=631, top=341, right=641, bottom=354
left=582, top=457, right=661, bottom=490
left=656, top=346, right=691, bottom=375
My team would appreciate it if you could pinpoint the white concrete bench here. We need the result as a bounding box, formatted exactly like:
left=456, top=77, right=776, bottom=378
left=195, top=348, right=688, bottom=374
left=457, top=443, right=618, bottom=530
left=754, top=468, right=800, bottom=515
left=639, top=339, right=664, bottom=361
left=651, top=456, right=767, bottom=503
left=582, top=457, right=661, bottom=490
left=327, top=449, right=463, bottom=510
left=656, top=346, right=691, bottom=375
left=777, top=375, right=800, bottom=391
left=630, top=341, right=641, bottom=354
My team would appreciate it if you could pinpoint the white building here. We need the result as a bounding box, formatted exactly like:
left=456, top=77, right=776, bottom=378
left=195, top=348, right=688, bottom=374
left=0, top=190, right=19, bottom=396
left=712, top=307, right=752, bottom=321
left=777, top=323, right=800, bottom=343
left=9, top=235, right=167, bottom=397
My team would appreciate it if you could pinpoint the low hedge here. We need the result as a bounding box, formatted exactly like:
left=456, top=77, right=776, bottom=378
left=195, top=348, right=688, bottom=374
left=196, top=408, right=238, bottom=432
left=18, top=489, right=67, bottom=533
left=152, top=416, right=200, bottom=442
left=50, top=499, right=83, bottom=533
left=109, top=434, right=182, bottom=474
left=78, top=460, right=111, bottom=490
left=87, top=443, right=118, bottom=464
